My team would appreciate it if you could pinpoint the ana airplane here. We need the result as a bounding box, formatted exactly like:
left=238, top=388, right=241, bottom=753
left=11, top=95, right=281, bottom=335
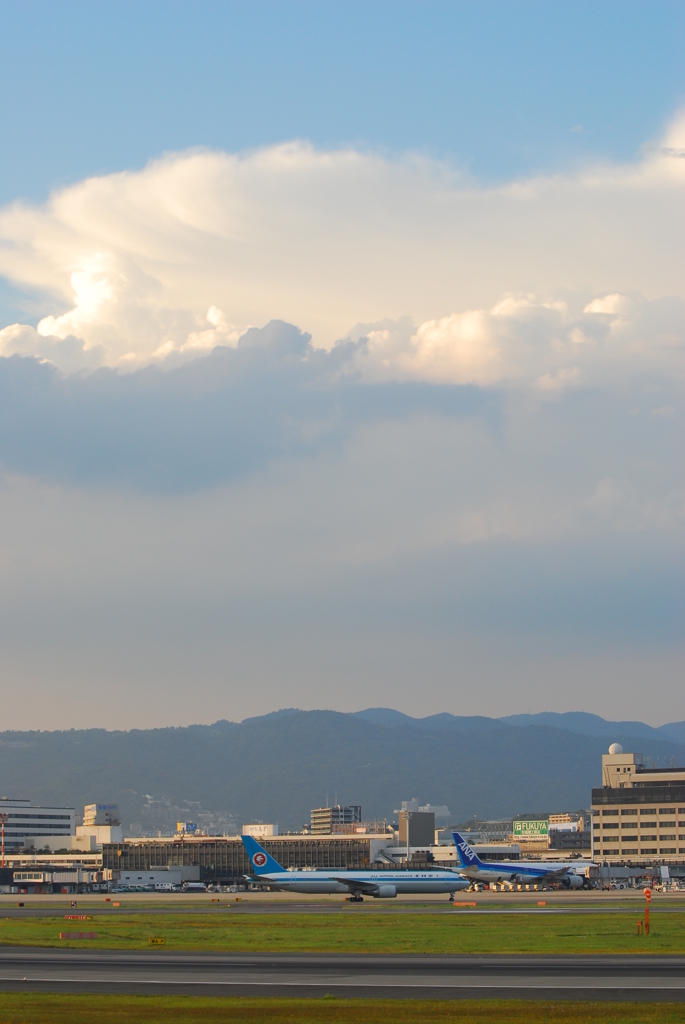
left=241, top=834, right=471, bottom=901
left=452, top=831, right=593, bottom=889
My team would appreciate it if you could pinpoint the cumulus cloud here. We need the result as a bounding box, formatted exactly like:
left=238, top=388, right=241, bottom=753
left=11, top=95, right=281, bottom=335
left=0, top=111, right=683, bottom=373
left=348, top=291, right=684, bottom=389
left=0, top=311, right=680, bottom=540
left=0, top=322, right=105, bottom=373
left=0, top=121, right=683, bottom=728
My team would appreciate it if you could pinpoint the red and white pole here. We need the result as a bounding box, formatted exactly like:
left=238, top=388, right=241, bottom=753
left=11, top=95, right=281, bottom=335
left=644, top=886, right=652, bottom=935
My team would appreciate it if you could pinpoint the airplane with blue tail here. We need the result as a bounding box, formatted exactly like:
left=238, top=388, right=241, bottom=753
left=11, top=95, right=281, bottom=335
left=452, top=831, right=593, bottom=888
left=241, top=834, right=471, bottom=901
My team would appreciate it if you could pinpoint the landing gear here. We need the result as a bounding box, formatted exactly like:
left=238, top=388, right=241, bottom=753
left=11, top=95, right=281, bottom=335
left=449, top=894, right=455, bottom=902
left=347, top=895, right=364, bottom=902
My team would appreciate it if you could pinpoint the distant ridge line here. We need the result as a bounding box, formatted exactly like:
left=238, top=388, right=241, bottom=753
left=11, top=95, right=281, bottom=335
left=349, top=707, right=685, bottom=744
left=1, top=707, right=684, bottom=830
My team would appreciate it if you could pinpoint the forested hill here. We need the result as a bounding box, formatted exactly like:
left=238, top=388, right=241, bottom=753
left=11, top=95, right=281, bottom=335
left=1, top=709, right=683, bottom=833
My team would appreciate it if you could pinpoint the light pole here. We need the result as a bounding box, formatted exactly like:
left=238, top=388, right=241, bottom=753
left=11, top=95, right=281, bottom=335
left=0, top=813, right=7, bottom=868
left=405, top=811, right=413, bottom=867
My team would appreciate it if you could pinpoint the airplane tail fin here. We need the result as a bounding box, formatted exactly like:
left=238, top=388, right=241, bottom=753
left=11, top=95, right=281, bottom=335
left=240, top=835, right=284, bottom=876
left=452, top=830, right=484, bottom=869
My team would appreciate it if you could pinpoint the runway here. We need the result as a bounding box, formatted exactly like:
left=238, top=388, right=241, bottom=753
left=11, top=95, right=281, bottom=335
left=2, top=890, right=685, bottom=917
left=1, top=948, right=684, bottom=1000
left=3, top=904, right=685, bottom=917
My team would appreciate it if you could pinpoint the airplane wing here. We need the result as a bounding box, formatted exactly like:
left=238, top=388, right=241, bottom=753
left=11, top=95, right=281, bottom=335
left=538, top=865, right=571, bottom=881
left=243, top=873, right=287, bottom=888
left=329, top=876, right=381, bottom=893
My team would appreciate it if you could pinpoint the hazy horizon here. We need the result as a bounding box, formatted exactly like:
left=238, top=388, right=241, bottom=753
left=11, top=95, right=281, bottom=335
left=1, top=706, right=684, bottom=735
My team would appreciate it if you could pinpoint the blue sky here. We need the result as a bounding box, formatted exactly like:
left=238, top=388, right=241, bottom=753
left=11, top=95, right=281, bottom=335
left=2, top=0, right=683, bottom=203
left=0, top=1, right=683, bottom=729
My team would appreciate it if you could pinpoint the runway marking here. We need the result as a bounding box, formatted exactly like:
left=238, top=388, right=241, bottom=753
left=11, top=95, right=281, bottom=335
left=3, top=948, right=685, bottom=1002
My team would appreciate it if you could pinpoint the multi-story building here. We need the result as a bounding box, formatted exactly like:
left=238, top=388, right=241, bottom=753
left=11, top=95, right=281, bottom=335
left=83, top=803, right=120, bottom=827
left=547, top=813, right=590, bottom=854
left=548, top=829, right=591, bottom=852
left=398, top=810, right=435, bottom=848
left=591, top=744, right=685, bottom=863
left=76, top=803, right=124, bottom=845
left=103, top=832, right=388, bottom=880
left=0, top=797, right=75, bottom=850
left=310, top=805, right=362, bottom=834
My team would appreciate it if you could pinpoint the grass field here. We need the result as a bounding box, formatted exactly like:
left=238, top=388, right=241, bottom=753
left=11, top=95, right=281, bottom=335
left=1, top=995, right=685, bottom=1024
left=1, top=910, right=683, bottom=954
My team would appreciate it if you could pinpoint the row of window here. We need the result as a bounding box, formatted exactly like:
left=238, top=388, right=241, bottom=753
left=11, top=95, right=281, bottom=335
left=602, top=827, right=679, bottom=835
left=593, top=815, right=679, bottom=823
left=603, top=833, right=683, bottom=839
left=1, top=826, right=71, bottom=832
left=599, top=822, right=683, bottom=829
left=600, top=808, right=685, bottom=816
left=601, top=848, right=685, bottom=855
left=2, top=832, right=71, bottom=839
left=0, top=813, right=73, bottom=820
left=1, top=823, right=71, bottom=828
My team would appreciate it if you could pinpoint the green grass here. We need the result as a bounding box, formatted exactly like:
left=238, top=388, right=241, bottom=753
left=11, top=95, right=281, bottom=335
left=1, top=995, right=685, bottom=1024
left=0, top=910, right=683, bottom=954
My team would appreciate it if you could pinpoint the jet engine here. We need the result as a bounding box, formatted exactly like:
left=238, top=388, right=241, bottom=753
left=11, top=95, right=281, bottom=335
left=374, top=885, right=397, bottom=898
left=561, top=874, right=583, bottom=889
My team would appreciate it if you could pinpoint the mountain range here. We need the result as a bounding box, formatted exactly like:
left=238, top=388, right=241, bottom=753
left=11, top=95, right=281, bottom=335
left=1, top=709, right=683, bottom=833
left=351, top=708, right=685, bottom=744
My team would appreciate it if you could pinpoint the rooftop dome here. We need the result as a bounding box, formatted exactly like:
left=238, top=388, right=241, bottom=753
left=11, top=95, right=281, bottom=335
left=608, top=742, right=623, bottom=755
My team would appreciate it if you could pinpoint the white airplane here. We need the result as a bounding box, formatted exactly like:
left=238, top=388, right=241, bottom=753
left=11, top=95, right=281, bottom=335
left=241, top=834, right=471, bottom=901
left=452, top=831, right=593, bottom=888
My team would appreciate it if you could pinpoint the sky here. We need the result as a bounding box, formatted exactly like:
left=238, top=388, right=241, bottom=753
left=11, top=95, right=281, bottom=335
left=0, top=0, right=683, bottom=730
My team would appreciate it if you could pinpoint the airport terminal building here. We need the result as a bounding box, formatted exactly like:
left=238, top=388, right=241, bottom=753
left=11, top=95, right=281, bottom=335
left=592, top=745, right=685, bottom=863
left=100, top=833, right=523, bottom=884
left=102, top=834, right=391, bottom=881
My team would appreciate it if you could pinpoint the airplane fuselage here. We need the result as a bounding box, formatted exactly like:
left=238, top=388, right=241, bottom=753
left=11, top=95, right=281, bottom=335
left=249, top=869, right=470, bottom=897
left=457, top=861, right=590, bottom=887
left=451, top=830, right=591, bottom=888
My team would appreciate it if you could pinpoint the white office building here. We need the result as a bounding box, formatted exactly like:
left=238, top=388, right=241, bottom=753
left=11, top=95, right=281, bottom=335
left=0, top=797, right=75, bottom=849
left=76, top=803, right=123, bottom=845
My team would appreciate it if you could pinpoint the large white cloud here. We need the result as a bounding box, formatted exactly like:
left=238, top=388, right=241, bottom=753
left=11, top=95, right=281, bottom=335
left=0, top=119, right=683, bottom=729
left=0, top=112, right=683, bottom=373
left=349, top=291, right=685, bottom=389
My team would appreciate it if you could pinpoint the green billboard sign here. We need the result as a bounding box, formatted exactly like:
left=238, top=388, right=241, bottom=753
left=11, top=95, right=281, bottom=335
left=513, top=820, right=549, bottom=840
